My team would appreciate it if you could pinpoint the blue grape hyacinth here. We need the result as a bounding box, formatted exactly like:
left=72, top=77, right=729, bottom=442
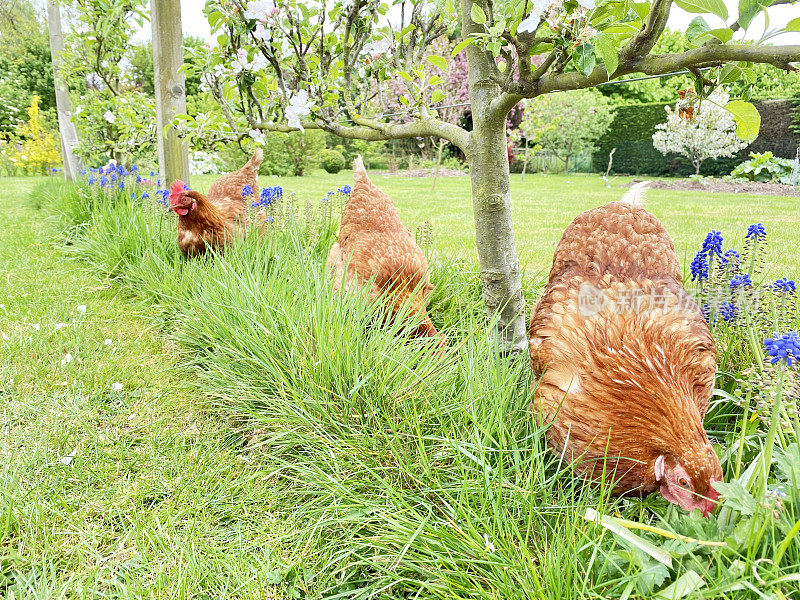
left=338, top=185, right=352, bottom=195
left=701, top=230, right=724, bottom=258
left=690, top=251, right=709, bottom=282
left=771, top=277, right=796, bottom=293
left=720, top=302, right=737, bottom=322
left=242, top=184, right=254, bottom=197
left=764, top=332, right=800, bottom=366
left=746, top=223, right=767, bottom=240
left=730, top=274, right=753, bottom=289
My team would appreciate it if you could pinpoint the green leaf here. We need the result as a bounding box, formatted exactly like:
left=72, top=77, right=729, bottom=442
left=686, top=16, right=711, bottom=42
left=583, top=508, right=673, bottom=567
left=574, top=43, right=596, bottom=77
left=738, top=0, right=772, bottom=30
left=630, top=1, right=650, bottom=19
left=426, top=55, right=448, bottom=71
left=654, top=571, right=706, bottom=599
left=431, top=90, right=446, bottom=103
left=451, top=38, right=474, bottom=56
left=595, top=35, right=619, bottom=76
left=674, top=0, right=728, bottom=20
left=725, top=100, right=761, bottom=140
left=775, top=443, right=800, bottom=483
left=712, top=479, right=758, bottom=514
left=470, top=3, right=486, bottom=25
left=704, top=27, right=734, bottom=42
left=397, top=70, right=414, bottom=83
left=718, top=63, right=742, bottom=85
left=787, top=16, right=800, bottom=31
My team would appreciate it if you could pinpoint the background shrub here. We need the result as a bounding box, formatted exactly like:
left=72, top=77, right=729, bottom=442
left=319, top=149, right=346, bottom=174
left=594, top=99, right=800, bottom=176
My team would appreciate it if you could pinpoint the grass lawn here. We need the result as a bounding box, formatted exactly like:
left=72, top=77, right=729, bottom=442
left=193, top=170, right=800, bottom=280
left=0, top=178, right=292, bottom=596
left=3, top=172, right=800, bottom=598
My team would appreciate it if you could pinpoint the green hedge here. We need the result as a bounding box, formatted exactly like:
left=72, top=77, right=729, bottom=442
left=593, top=99, right=800, bottom=177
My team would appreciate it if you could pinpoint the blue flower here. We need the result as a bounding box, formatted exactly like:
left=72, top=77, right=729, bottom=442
left=720, top=302, right=737, bottom=322
left=130, top=192, right=136, bottom=200
left=764, top=332, right=800, bottom=366
left=730, top=274, right=753, bottom=289
left=338, top=185, right=352, bottom=195
left=701, top=230, right=723, bottom=258
left=88, top=176, right=96, bottom=185
left=701, top=303, right=715, bottom=324
left=720, top=250, right=740, bottom=269
left=746, top=223, right=767, bottom=240
left=131, top=164, right=138, bottom=172
left=771, top=277, right=796, bottom=293
left=119, top=180, right=125, bottom=190
left=99, top=176, right=108, bottom=188
left=141, top=192, right=150, bottom=200
left=79, top=169, right=87, bottom=176
left=257, top=186, right=283, bottom=207
left=242, top=184, right=254, bottom=197
left=150, top=171, right=156, bottom=177
left=136, top=174, right=143, bottom=184
left=110, top=173, right=118, bottom=183
left=690, top=251, right=709, bottom=282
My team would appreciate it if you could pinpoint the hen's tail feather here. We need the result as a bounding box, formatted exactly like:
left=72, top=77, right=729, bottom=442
left=620, top=181, right=650, bottom=207
left=243, top=148, right=264, bottom=174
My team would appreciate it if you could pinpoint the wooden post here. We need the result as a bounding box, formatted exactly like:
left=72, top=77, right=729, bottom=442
left=46, top=0, right=83, bottom=180
left=152, top=0, right=189, bottom=185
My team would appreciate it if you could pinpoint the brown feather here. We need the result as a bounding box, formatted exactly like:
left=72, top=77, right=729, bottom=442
left=529, top=200, right=720, bottom=496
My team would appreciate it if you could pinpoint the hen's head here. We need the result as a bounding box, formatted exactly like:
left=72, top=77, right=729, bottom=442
left=654, top=449, right=721, bottom=517
left=168, top=180, right=195, bottom=216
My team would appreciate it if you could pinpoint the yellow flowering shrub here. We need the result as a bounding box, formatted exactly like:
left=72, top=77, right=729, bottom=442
left=9, top=95, right=61, bottom=174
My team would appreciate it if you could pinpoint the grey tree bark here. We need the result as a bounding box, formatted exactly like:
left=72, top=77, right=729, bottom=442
left=152, top=0, right=189, bottom=184
left=46, top=0, right=83, bottom=180
left=462, top=0, right=528, bottom=355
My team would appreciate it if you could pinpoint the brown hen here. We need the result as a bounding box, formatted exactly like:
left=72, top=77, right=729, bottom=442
left=528, top=185, right=722, bottom=516
left=168, top=149, right=262, bottom=256
left=327, top=157, right=444, bottom=343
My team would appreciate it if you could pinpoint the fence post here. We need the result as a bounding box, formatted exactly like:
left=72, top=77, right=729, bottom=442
left=152, top=0, right=189, bottom=185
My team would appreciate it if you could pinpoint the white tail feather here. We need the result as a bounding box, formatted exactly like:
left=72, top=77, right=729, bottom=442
left=620, top=181, right=650, bottom=207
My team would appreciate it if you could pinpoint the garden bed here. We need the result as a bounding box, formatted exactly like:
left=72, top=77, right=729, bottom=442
left=630, top=178, right=800, bottom=196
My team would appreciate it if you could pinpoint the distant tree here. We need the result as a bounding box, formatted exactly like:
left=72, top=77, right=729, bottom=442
left=130, top=36, right=208, bottom=98
left=653, top=88, right=751, bottom=175
left=516, top=90, right=614, bottom=173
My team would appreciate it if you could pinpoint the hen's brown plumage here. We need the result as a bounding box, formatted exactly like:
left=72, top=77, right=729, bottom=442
left=529, top=195, right=721, bottom=512
left=171, top=149, right=262, bottom=256
left=327, top=157, right=442, bottom=341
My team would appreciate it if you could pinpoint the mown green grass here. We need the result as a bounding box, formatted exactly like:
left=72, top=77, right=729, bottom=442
left=0, top=177, right=296, bottom=597
left=11, top=172, right=798, bottom=599
left=191, top=170, right=800, bottom=279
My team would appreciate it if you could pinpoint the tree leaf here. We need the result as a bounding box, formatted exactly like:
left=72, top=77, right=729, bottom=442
left=738, top=0, right=772, bottom=30
left=451, top=38, right=474, bottom=56
left=686, top=16, right=711, bottom=42
left=426, top=55, right=448, bottom=71
left=431, top=89, right=446, bottom=103
left=718, top=63, right=741, bottom=85
left=674, top=0, right=728, bottom=20
left=725, top=100, right=761, bottom=140
left=787, top=16, right=800, bottom=31
left=595, top=35, right=619, bottom=77
left=574, top=43, right=596, bottom=77
left=712, top=479, right=758, bottom=514
left=470, top=3, right=486, bottom=25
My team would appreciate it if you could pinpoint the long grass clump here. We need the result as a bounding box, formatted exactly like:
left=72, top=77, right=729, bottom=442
left=33, top=175, right=800, bottom=599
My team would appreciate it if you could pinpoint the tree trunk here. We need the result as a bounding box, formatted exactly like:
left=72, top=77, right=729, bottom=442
left=564, top=154, right=571, bottom=174
left=694, top=160, right=701, bottom=176
left=46, top=0, right=83, bottom=180
left=432, top=138, right=444, bottom=190
left=462, top=0, right=527, bottom=354
left=152, top=0, right=189, bottom=185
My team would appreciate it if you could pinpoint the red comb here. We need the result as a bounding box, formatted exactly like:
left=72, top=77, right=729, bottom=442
left=169, top=180, right=186, bottom=204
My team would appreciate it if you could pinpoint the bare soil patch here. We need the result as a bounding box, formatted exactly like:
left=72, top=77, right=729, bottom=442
left=628, top=178, right=800, bottom=197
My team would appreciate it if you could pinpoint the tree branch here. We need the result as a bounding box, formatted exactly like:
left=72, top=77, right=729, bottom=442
left=521, top=43, right=800, bottom=96
left=253, top=116, right=471, bottom=153
left=620, top=0, right=673, bottom=63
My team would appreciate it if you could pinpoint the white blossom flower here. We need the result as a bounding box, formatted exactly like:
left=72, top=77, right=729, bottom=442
left=103, top=111, right=116, bottom=124
left=285, top=89, right=315, bottom=131
left=518, top=13, right=540, bottom=33
left=60, top=353, right=73, bottom=365
left=244, top=0, right=277, bottom=20
left=111, top=382, right=123, bottom=392
left=248, top=52, right=269, bottom=72
left=249, top=129, right=267, bottom=145
left=76, top=305, right=87, bottom=314
left=104, top=338, right=113, bottom=345
left=232, top=49, right=249, bottom=75
left=31, top=323, right=40, bottom=331
left=253, top=22, right=270, bottom=42
left=362, top=37, right=390, bottom=58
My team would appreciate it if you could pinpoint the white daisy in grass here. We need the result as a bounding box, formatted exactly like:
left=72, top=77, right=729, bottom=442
left=111, top=382, right=123, bottom=392
left=76, top=305, right=87, bottom=314
left=60, top=353, right=73, bottom=365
